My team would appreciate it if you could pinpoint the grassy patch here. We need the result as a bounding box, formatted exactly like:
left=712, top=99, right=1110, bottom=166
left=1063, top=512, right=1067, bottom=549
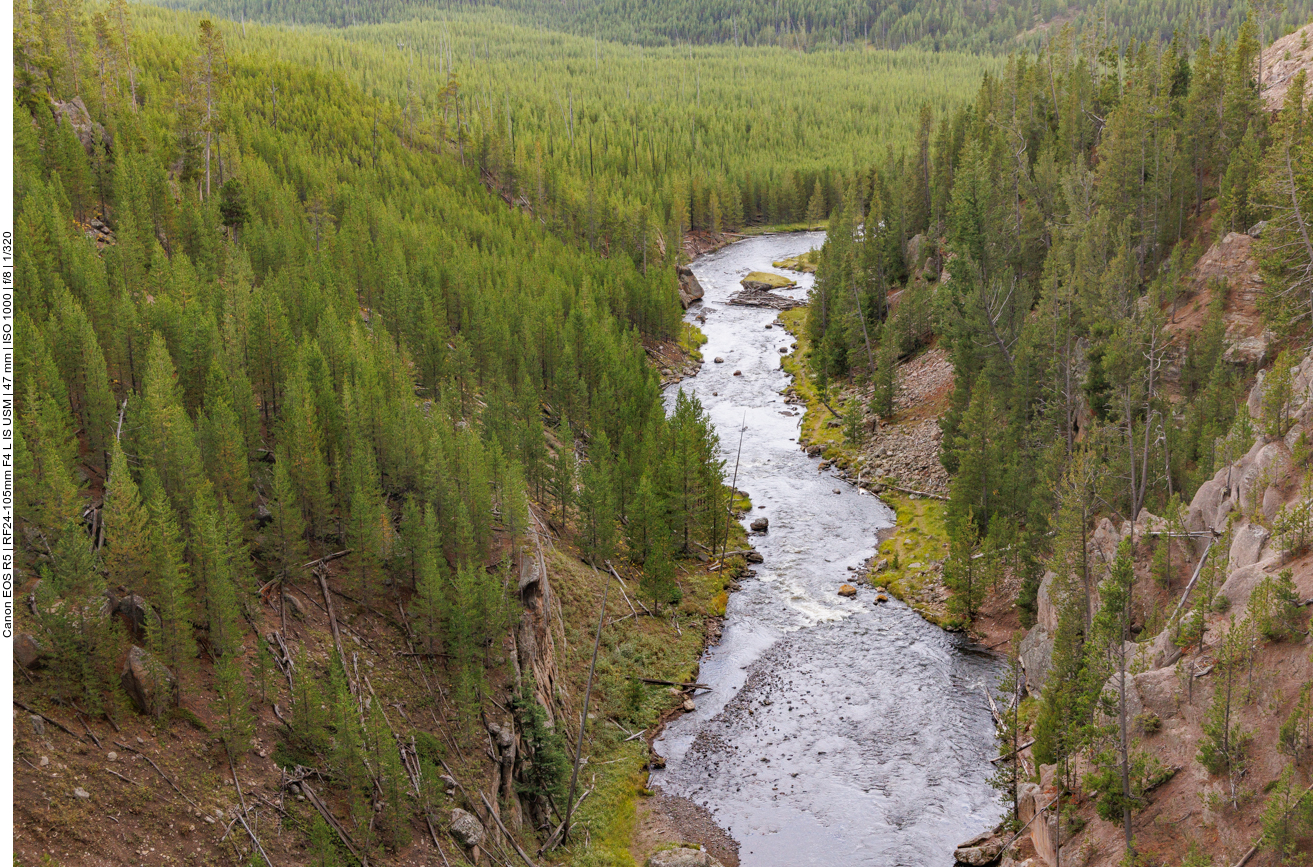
left=739, top=222, right=827, bottom=236
left=544, top=520, right=748, bottom=863
left=872, top=494, right=950, bottom=625
left=777, top=308, right=847, bottom=455
left=772, top=250, right=819, bottom=273
left=678, top=321, right=708, bottom=361
left=741, top=270, right=795, bottom=288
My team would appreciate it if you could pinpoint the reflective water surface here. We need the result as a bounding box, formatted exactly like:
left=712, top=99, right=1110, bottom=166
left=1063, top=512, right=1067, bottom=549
left=656, top=232, right=1002, bottom=866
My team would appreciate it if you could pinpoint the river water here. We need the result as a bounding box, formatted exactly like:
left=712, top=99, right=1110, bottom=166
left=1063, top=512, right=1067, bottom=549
left=656, top=232, right=1003, bottom=867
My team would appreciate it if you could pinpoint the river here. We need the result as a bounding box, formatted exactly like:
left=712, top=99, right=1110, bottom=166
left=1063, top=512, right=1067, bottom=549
left=656, top=232, right=1003, bottom=867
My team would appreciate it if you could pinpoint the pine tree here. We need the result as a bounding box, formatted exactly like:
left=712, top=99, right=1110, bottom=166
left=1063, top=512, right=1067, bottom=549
left=805, top=179, right=828, bottom=228
left=550, top=424, right=577, bottom=527
left=102, top=441, right=152, bottom=592
left=639, top=542, right=681, bottom=612
left=140, top=468, right=196, bottom=688
left=266, top=449, right=309, bottom=585
left=410, top=506, right=446, bottom=657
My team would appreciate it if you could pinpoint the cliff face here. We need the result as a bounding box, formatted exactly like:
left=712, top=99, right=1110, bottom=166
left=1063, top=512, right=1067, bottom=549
left=1012, top=358, right=1313, bottom=867
left=1262, top=22, right=1313, bottom=111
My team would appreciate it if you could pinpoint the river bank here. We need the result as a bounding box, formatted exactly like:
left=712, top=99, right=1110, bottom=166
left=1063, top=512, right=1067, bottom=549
left=773, top=303, right=1020, bottom=648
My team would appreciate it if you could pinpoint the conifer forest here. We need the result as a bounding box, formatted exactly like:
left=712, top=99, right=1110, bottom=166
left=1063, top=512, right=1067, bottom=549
left=10, top=0, right=1313, bottom=866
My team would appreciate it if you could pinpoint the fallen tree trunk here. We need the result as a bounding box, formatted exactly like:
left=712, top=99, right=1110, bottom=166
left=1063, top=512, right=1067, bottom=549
left=634, top=678, right=711, bottom=691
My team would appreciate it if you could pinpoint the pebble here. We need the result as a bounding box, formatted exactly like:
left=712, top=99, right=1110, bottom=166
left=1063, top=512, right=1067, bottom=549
left=74, top=787, right=90, bottom=800
left=39, top=756, right=49, bottom=767
left=106, top=752, right=117, bottom=762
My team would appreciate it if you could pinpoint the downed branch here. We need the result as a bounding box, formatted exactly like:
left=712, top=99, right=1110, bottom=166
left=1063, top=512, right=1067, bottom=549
left=633, top=677, right=711, bottom=691
left=299, top=780, right=368, bottom=866
left=114, top=741, right=199, bottom=808
left=15, top=700, right=87, bottom=744
left=302, top=550, right=352, bottom=570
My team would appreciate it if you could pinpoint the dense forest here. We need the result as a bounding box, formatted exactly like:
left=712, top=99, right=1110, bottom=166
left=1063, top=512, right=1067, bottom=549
left=13, top=1, right=734, bottom=860
left=15, top=0, right=1313, bottom=862
left=161, top=0, right=1313, bottom=54
left=121, top=7, right=997, bottom=267
left=804, top=11, right=1313, bottom=856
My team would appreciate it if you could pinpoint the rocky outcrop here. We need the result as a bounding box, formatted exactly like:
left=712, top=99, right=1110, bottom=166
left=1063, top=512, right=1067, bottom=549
left=954, top=827, right=1006, bottom=865
left=1261, top=22, right=1313, bottom=110
left=1019, top=625, right=1054, bottom=696
left=1217, top=557, right=1283, bottom=611
left=51, top=97, right=111, bottom=157
left=120, top=646, right=178, bottom=716
left=449, top=808, right=485, bottom=848
left=677, top=265, right=705, bottom=309
left=109, top=593, right=161, bottom=642
left=1132, top=668, right=1181, bottom=721
left=14, top=634, right=47, bottom=670
left=1228, top=522, right=1271, bottom=572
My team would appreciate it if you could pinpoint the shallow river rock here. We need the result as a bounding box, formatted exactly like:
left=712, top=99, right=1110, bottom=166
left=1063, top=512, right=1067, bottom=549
left=749, top=517, right=769, bottom=533
left=647, top=848, right=725, bottom=867
left=838, top=584, right=858, bottom=598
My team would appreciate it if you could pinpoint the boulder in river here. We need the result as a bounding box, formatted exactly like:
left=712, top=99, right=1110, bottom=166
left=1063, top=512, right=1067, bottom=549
left=744, top=551, right=764, bottom=564
left=714, top=357, right=725, bottom=363
left=733, top=370, right=742, bottom=376
left=750, top=517, right=769, bottom=533
left=838, top=584, right=858, bottom=598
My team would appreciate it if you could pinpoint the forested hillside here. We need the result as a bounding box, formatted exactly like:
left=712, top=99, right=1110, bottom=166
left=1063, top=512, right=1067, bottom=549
left=124, top=6, right=996, bottom=268
left=159, top=0, right=1313, bottom=54
left=12, top=3, right=739, bottom=864
left=801, top=13, right=1313, bottom=865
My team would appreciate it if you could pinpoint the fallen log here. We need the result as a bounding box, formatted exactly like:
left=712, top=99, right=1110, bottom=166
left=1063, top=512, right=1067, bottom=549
left=14, top=700, right=86, bottom=744
left=300, top=780, right=367, bottom=866
left=634, top=678, right=711, bottom=691
left=302, top=549, right=352, bottom=570
left=115, top=740, right=199, bottom=808
left=874, top=482, right=949, bottom=502
left=990, top=739, right=1035, bottom=763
